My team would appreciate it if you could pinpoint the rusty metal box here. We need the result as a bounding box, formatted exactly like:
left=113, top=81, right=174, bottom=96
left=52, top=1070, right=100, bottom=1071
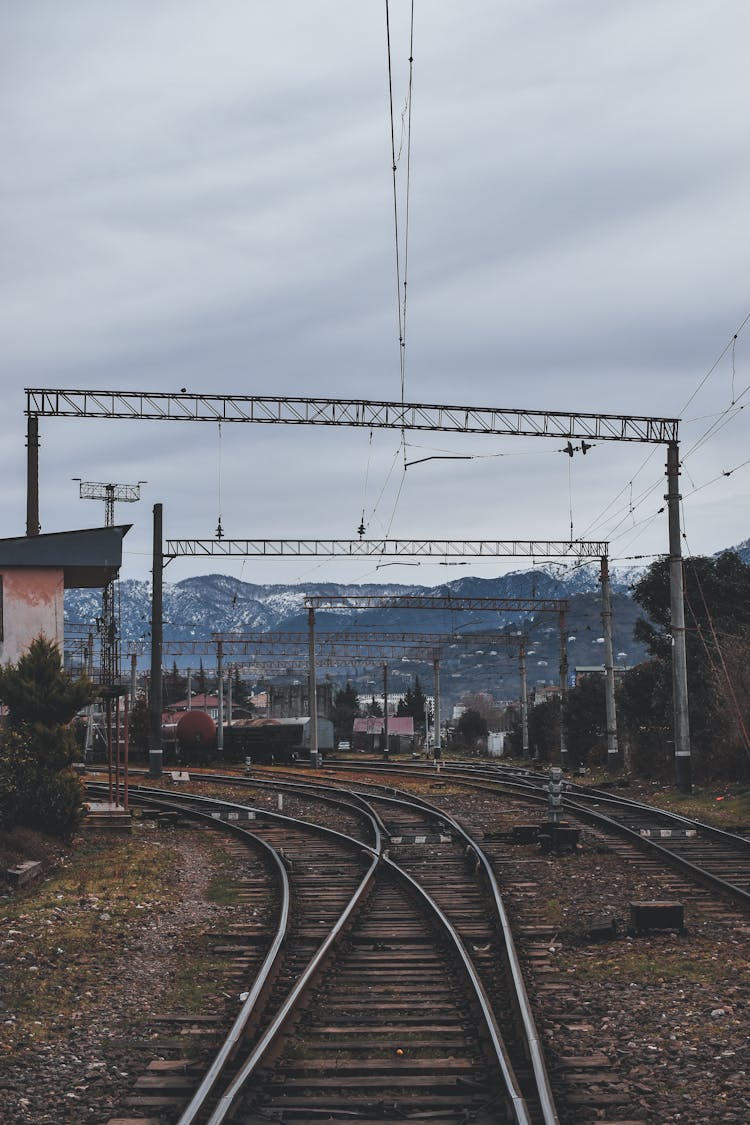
left=629, top=901, right=684, bottom=934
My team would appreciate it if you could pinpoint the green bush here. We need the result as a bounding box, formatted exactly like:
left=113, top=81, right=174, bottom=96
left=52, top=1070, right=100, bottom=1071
left=0, top=637, right=96, bottom=838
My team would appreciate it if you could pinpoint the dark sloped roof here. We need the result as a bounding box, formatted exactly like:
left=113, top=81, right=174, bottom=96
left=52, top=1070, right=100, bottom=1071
left=0, top=525, right=131, bottom=588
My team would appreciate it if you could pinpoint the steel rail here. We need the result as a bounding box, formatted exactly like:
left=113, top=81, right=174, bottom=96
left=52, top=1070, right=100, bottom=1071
left=102, top=783, right=384, bottom=1125
left=208, top=817, right=536, bottom=1125
left=344, top=784, right=559, bottom=1125
left=325, top=760, right=750, bottom=909
left=132, top=769, right=558, bottom=1124
left=115, top=773, right=549, bottom=1123
left=439, top=760, right=750, bottom=859
left=379, top=854, right=533, bottom=1125
left=26, top=387, right=679, bottom=443
left=85, top=782, right=293, bottom=1119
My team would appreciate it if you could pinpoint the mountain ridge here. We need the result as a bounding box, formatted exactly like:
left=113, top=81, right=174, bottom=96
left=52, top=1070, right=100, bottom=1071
left=65, top=563, right=649, bottom=706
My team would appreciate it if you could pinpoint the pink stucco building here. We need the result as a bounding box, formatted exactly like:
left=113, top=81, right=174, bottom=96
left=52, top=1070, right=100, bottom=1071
left=0, top=525, right=130, bottom=665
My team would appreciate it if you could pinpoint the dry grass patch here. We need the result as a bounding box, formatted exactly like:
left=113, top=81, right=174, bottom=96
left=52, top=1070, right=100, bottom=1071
left=0, top=832, right=182, bottom=1047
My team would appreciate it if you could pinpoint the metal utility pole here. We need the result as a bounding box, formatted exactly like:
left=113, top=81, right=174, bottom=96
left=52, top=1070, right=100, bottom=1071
left=559, top=613, right=569, bottom=770
left=26, top=415, right=40, bottom=536
left=432, top=654, right=441, bottom=759
left=666, top=442, right=691, bottom=792
left=308, top=608, right=319, bottom=761
left=383, top=662, right=389, bottom=756
left=519, top=638, right=529, bottom=758
left=600, top=556, right=620, bottom=772
left=216, top=640, right=224, bottom=755
left=149, top=503, right=163, bottom=777
left=75, top=480, right=142, bottom=686
left=28, top=387, right=689, bottom=780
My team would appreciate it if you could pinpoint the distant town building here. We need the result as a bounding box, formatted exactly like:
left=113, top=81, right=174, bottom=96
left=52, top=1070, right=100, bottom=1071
left=571, top=665, right=629, bottom=687
left=353, top=715, right=414, bottom=753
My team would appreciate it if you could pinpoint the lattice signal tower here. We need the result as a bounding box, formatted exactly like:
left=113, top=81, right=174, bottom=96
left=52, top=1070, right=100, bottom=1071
left=74, top=480, right=143, bottom=684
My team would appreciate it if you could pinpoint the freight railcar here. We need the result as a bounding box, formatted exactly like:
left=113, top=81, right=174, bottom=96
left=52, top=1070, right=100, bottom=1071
left=223, top=717, right=334, bottom=764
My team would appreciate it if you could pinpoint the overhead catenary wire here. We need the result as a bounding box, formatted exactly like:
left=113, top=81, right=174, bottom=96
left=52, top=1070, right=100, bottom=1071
left=215, top=422, right=224, bottom=540
left=580, top=310, right=750, bottom=547
left=356, top=1, right=416, bottom=540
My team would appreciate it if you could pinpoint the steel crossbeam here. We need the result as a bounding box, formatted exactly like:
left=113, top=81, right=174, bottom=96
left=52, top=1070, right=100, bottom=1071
left=304, top=594, right=567, bottom=614
left=25, top=388, right=678, bottom=443
left=126, top=631, right=525, bottom=658
left=163, top=537, right=608, bottom=560
left=209, top=630, right=526, bottom=646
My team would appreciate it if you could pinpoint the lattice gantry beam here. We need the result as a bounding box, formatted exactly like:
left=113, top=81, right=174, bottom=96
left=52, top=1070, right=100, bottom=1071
left=125, top=631, right=527, bottom=658
left=305, top=595, right=567, bottom=613
left=209, top=631, right=528, bottom=646
left=26, top=389, right=679, bottom=443
left=164, top=538, right=609, bottom=560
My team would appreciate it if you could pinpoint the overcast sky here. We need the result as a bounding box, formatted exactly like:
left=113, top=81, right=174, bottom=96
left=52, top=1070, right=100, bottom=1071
left=2, top=2, right=749, bottom=589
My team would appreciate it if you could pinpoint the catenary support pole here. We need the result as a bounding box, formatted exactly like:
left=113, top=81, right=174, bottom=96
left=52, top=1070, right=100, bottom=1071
left=130, top=653, right=137, bottom=700
left=308, top=609, right=318, bottom=761
left=217, top=640, right=224, bottom=755
left=123, top=692, right=129, bottom=811
left=383, top=662, right=389, bottom=756
left=666, top=442, right=692, bottom=792
left=149, top=503, right=163, bottom=777
left=26, top=414, right=40, bottom=537
left=600, top=556, right=620, bottom=772
left=115, top=694, right=121, bottom=806
left=519, top=639, right=529, bottom=758
left=559, top=612, right=569, bottom=770
left=432, top=655, right=442, bottom=759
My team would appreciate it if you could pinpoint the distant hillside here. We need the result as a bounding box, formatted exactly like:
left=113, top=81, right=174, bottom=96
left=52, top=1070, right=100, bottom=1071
left=65, top=564, right=650, bottom=708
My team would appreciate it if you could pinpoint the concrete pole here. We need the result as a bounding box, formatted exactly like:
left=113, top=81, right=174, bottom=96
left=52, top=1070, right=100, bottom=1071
left=559, top=612, right=569, bottom=770
left=308, top=608, right=319, bottom=760
left=217, top=640, right=224, bottom=755
left=432, top=655, right=442, bottom=759
left=383, top=662, right=389, bottom=756
left=666, top=441, right=692, bottom=792
left=123, top=692, right=129, bottom=811
left=600, top=555, right=620, bottom=772
left=187, top=669, right=192, bottom=710
left=130, top=653, right=137, bottom=700
left=227, top=664, right=233, bottom=726
left=148, top=503, right=163, bottom=777
left=26, top=414, right=40, bottom=537
left=519, top=638, right=529, bottom=758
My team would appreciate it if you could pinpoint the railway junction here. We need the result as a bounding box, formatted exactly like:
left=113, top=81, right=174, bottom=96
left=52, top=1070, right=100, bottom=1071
left=2, top=755, right=749, bottom=1124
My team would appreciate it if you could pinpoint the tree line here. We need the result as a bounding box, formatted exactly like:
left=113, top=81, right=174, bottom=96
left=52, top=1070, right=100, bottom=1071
left=508, top=551, right=750, bottom=780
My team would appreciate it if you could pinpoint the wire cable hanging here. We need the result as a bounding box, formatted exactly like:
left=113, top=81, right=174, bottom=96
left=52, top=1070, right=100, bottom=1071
left=215, top=422, right=224, bottom=540
left=383, top=0, right=416, bottom=494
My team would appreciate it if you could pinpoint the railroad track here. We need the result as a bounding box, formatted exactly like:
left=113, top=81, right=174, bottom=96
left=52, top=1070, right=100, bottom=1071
left=88, top=764, right=750, bottom=1121
left=88, top=780, right=557, bottom=1124
left=310, top=759, right=750, bottom=910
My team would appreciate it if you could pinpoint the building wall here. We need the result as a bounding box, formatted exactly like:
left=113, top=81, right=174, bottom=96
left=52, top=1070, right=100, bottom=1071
left=269, top=682, right=334, bottom=719
left=0, top=567, right=64, bottom=665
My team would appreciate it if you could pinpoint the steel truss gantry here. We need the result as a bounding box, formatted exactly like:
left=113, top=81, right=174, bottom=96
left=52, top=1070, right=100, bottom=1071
left=303, top=595, right=569, bottom=763
left=163, top=538, right=609, bottom=561
left=128, top=630, right=529, bottom=658
left=25, top=386, right=690, bottom=788
left=304, top=594, right=567, bottom=614
left=25, top=388, right=679, bottom=443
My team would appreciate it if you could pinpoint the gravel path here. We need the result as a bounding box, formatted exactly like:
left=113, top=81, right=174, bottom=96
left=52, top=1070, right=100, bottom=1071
left=1, top=825, right=232, bottom=1124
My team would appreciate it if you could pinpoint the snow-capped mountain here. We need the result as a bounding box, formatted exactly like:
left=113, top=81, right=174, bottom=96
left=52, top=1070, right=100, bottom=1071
left=65, top=564, right=648, bottom=704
